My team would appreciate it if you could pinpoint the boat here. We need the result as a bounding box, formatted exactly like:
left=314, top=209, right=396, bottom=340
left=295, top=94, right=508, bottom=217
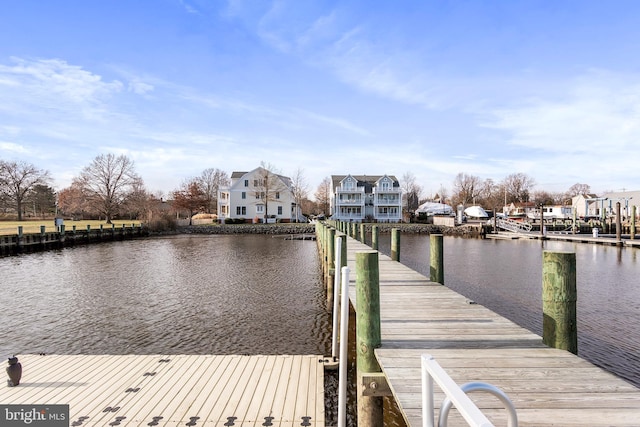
left=415, top=202, right=454, bottom=216
left=464, top=205, right=489, bottom=219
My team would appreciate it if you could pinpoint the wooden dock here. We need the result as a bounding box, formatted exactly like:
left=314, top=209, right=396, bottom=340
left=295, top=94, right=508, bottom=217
left=0, top=354, right=324, bottom=426
left=344, top=236, right=640, bottom=426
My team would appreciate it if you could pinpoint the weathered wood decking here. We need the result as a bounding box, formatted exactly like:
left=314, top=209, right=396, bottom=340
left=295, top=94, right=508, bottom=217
left=344, top=236, right=640, bottom=426
left=0, top=354, right=324, bottom=426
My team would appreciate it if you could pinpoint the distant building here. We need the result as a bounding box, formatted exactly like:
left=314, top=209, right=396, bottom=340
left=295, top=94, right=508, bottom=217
left=330, top=174, right=402, bottom=223
left=217, top=167, right=304, bottom=223
left=572, top=191, right=640, bottom=220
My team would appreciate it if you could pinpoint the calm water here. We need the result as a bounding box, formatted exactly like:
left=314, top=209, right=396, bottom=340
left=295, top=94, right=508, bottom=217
left=377, top=234, right=640, bottom=388
left=0, top=235, right=332, bottom=356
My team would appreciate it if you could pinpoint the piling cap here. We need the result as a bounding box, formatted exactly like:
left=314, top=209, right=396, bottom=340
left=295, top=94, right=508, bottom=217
left=8, top=356, right=18, bottom=365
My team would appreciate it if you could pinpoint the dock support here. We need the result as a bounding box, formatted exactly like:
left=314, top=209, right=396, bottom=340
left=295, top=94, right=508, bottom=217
left=391, top=228, right=400, bottom=262
left=631, top=206, right=636, bottom=240
left=327, top=228, right=335, bottom=294
left=360, top=223, right=366, bottom=244
left=616, top=202, right=622, bottom=245
left=371, top=225, right=379, bottom=250
left=430, top=234, right=444, bottom=285
left=542, top=251, right=578, bottom=354
left=356, top=251, right=383, bottom=427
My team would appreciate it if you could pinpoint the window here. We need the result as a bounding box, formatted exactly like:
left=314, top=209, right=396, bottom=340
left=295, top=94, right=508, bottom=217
left=236, top=206, right=241, bottom=215
left=278, top=206, right=283, bottom=215
left=244, top=180, right=249, bottom=187
left=242, top=206, right=246, bottom=215
left=242, top=192, right=246, bottom=199
left=276, top=192, right=280, bottom=199
left=381, top=180, right=390, bottom=191
left=257, top=205, right=264, bottom=213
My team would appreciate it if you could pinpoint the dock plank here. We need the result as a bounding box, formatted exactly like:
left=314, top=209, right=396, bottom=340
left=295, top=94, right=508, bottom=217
left=0, top=354, right=324, bottom=427
left=344, top=236, right=640, bottom=426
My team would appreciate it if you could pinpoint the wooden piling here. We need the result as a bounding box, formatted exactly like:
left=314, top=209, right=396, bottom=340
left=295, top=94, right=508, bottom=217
left=360, top=223, right=366, bottom=244
left=391, top=228, right=400, bottom=262
left=356, top=250, right=383, bottom=427
left=631, top=206, right=636, bottom=240
left=616, top=202, right=622, bottom=244
left=371, top=225, right=379, bottom=251
left=430, top=234, right=444, bottom=285
left=327, top=228, right=336, bottom=293
left=542, top=250, right=578, bottom=354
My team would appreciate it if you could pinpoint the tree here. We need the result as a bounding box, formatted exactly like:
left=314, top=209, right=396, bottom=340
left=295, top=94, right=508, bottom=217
left=401, top=172, right=422, bottom=214
left=502, top=173, right=535, bottom=204
left=290, top=167, right=309, bottom=222
left=253, top=162, right=290, bottom=223
left=25, top=184, right=57, bottom=218
left=198, top=168, right=229, bottom=213
left=567, top=183, right=591, bottom=197
left=314, top=177, right=332, bottom=216
left=57, top=183, right=90, bottom=219
left=0, top=160, right=51, bottom=220
left=172, top=179, right=208, bottom=225
left=451, top=173, right=482, bottom=206
left=74, top=153, right=142, bottom=223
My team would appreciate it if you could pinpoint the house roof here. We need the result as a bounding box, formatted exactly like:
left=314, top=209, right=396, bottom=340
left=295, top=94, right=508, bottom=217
left=330, top=174, right=400, bottom=190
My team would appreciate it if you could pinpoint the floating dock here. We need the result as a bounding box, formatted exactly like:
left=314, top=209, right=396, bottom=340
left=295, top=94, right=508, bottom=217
left=0, top=354, right=324, bottom=426
left=345, top=236, right=640, bottom=426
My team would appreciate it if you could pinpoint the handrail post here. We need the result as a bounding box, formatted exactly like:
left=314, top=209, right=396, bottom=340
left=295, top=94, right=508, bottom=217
left=337, top=266, right=350, bottom=427
left=331, top=235, right=342, bottom=360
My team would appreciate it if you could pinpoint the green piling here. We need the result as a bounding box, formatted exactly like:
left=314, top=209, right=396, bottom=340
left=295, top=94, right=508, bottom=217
left=542, top=251, right=578, bottom=354
left=391, top=228, right=400, bottom=262
left=356, top=250, right=383, bottom=427
left=371, top=225, right=379, bottom=250
left=430, top=234, right=444, bottom=285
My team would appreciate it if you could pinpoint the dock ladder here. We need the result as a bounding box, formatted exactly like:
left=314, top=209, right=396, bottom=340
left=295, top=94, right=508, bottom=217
left=421, top=354, right=518, bottom=427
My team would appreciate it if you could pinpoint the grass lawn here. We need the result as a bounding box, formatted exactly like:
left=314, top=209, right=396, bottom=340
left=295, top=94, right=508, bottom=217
left=0, top=219, right=142, bottom=236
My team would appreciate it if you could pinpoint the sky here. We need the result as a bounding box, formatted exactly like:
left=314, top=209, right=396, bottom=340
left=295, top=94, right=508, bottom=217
left=1, top=0, right=639, bottom=200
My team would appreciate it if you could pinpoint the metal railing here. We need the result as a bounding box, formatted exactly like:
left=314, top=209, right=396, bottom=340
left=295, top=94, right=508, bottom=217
left=421, top=354, right=518, bottom=427
left=496, top=217, right=532, bottom=233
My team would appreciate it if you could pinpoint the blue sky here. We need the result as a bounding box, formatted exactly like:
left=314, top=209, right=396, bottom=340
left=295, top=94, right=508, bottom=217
left=1, top=0, right=639, bottom=199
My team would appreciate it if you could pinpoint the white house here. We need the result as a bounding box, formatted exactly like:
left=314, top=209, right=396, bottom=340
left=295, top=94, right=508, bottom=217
left=330, top=174, right=402, bottom=223
left=217, top=167, right=303, bottom=223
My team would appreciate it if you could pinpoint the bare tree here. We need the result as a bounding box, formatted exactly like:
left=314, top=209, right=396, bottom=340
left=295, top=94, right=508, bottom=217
left=74, top=153, right=142, bottom=223
left=0, top=160, right=51, bottom=220
left=253, top=162, right=290, bottom=223
left=567, top=183, right=591, bottom=197
left=401, top=172, right=422, bottom=214
left=451, top=173, right=482, bottom=206
left=502, top=173, right=535, bottom=204
left=172, top=178, right=208, bottom=225
left=290, top=167, right=309, bottom=222
left=57, top=183, right=90, bottom=219
left=198, top=168, right=229, bottom=213
left=314, top=177, right=332, bottom=216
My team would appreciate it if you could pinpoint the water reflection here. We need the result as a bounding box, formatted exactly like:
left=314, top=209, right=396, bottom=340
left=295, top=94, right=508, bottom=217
left=0, top=235, right=332, bottom=356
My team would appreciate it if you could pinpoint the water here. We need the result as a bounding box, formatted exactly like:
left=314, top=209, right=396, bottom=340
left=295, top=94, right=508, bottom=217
left=377, top=234, right=640, bottom=388
left=0, top=234, right=332, bottom=356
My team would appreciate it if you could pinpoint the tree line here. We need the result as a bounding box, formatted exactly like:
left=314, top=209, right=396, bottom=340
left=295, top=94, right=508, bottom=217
left=0, top=154, right=594, bottom=224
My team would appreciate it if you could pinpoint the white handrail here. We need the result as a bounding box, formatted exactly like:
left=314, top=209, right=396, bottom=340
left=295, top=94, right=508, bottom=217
left=337, top=266, right=350, bottom=427
left=331, top=236, right=342, bottom=359
left=422, top=354, right=495, bottom=427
